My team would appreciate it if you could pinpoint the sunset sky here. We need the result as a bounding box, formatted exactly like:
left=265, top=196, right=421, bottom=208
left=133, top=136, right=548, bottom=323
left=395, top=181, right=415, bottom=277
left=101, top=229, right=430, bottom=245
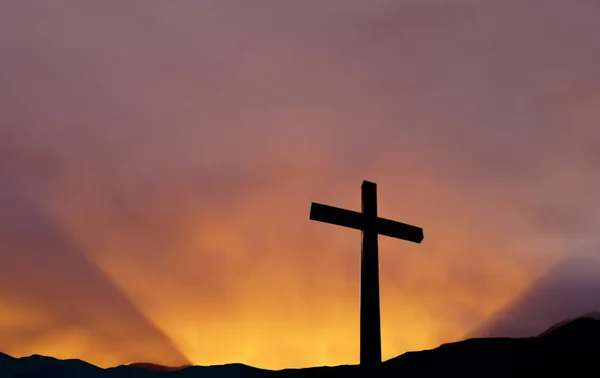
left=2, top=0, right=600, bottom=370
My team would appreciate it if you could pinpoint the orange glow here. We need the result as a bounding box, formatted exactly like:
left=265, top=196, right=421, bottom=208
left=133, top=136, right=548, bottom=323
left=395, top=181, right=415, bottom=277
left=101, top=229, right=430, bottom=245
left=1, top=0, right=597, bottom=371
left=0, top=162, right=558, bottom=369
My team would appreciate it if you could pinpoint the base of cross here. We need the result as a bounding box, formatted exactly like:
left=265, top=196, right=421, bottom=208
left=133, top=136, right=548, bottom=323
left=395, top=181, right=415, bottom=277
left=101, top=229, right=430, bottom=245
left=357, top=361, right=384, bottom=375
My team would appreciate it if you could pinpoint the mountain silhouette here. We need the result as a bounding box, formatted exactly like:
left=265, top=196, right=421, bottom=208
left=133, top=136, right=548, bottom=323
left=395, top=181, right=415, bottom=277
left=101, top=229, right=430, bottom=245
left=127, top=362, right=192, bottom=372
left=2, top=315, right=599, bottom=377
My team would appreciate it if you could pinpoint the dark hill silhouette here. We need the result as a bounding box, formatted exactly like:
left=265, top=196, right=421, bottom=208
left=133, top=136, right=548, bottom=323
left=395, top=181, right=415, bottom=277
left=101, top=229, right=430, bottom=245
left=2, top=315, right=600, bottom=377
left=538, top=311, right=600, bottom=337
left=127, top=362, right=192, bottom=372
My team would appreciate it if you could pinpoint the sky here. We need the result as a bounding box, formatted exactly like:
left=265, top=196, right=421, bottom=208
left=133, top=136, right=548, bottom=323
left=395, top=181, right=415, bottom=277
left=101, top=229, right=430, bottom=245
left=1, top=0, right=600, bottom=370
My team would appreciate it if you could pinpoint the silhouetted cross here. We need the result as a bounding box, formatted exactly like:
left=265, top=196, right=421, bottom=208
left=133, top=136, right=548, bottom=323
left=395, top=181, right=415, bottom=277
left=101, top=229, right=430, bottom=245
left=309, top=180, right=424, bottom=368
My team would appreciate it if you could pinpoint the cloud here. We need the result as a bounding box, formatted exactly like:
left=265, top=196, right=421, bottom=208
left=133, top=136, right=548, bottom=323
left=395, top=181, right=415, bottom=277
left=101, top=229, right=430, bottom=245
left=0, top=178, right=189, bottom=366
left=1, top=0, right=600, bottom=369
left=469, top=249, right=600, bottom=339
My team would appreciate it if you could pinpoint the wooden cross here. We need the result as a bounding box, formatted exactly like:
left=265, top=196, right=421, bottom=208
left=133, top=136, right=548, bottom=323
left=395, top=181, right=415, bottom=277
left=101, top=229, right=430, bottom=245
left=309, top=180, right=423, bottom=367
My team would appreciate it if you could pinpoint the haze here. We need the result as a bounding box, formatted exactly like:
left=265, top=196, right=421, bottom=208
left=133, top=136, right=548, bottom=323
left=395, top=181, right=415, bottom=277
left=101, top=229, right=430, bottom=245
left=1, top=0, right=600, bottom=370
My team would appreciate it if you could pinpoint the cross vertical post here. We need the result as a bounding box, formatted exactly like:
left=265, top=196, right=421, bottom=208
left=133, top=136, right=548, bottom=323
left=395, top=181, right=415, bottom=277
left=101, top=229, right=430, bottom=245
left=360, top=180, right=381, bottom=367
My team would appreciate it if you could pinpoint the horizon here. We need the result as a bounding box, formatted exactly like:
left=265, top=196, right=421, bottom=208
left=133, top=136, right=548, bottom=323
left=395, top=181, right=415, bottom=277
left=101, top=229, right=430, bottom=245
left=2, top=0, right=600, bottom=371
left=4, top=312, right=600, bottom=370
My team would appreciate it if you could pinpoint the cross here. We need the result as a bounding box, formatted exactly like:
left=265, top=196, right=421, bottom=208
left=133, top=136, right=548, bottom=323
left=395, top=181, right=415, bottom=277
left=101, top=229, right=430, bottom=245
left=309, top=180, right=423, bottom=367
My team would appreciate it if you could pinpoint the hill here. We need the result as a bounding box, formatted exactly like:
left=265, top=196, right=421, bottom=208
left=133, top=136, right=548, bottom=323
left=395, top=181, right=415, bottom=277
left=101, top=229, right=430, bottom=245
left=2, top=315, right=599, bottom=377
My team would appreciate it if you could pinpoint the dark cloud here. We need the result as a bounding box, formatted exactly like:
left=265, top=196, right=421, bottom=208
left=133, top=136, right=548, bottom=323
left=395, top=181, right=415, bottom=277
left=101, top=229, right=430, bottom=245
left=469, top=253, right=600, bottom=339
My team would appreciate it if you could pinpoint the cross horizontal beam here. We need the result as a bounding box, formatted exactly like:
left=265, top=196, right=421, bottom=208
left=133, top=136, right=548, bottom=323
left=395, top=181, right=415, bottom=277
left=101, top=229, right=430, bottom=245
left=310, top=202, right=424, bottom=243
